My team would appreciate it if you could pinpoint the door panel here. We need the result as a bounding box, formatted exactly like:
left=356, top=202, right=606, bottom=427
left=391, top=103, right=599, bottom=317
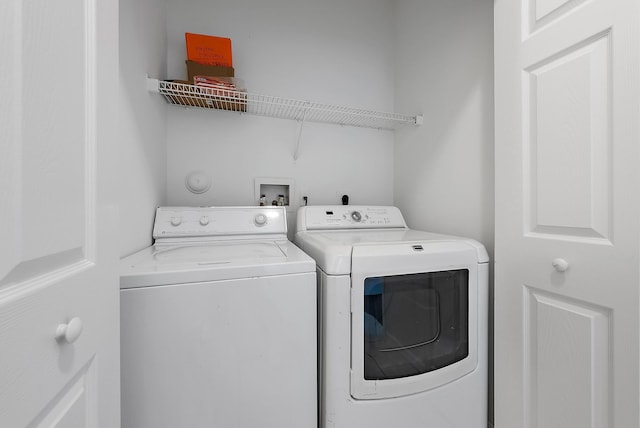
left=0, top=0, right=119, bottom=426
left=1, top=0, right=87, bottom=286
left=524, top=288, right=610, bottom=428
left=534, top=0, right=572, bottom=20
left=523, top=32, right=611, bottom=241
left=31, top=357, right=96, bottom=428
left=528, top=0, right=589, bottom=31
left=21, top=0, right=86, bottom=261
left=495, top=0, right=639, bottom=426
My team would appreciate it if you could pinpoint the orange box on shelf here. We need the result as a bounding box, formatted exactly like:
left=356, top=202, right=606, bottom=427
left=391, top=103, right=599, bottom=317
left=185, top=33, right=233, bottom=67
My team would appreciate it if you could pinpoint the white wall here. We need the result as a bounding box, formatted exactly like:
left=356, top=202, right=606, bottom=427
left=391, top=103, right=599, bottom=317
left=393, top=0, right=494, bottom=423
left=164, top=0, right=396, bottom=216
left=117, top=0, right=496, bottom=421
left=118, top=0, right=168, bottom=256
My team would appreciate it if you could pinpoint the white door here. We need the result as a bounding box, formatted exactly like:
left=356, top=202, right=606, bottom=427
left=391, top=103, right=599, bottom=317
left=495, top=0, right=639, bottom=427
left=0, top=0, right=120, bottom=426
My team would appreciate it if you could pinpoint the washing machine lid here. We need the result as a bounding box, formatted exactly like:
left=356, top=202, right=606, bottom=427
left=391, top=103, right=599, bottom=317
left=120, top=239, right=315, bottom=288
left=121, top=206, right=315, bottom=288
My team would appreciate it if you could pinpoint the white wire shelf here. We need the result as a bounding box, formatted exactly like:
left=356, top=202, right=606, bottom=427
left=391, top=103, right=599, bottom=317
left=149, top=78, right=423, bottom=130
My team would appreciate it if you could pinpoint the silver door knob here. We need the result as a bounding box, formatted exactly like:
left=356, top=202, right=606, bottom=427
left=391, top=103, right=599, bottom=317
left=55, top=317, right=83, bottom=344
left=552, top=258, right=569, bottom=272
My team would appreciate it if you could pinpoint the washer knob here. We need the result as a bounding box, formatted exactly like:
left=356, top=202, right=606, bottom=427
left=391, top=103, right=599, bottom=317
left=254, top=214, right=268, bottom=226
left=351, top=211, right=362, bottom=222
left=170, top=217, right=182, bottom=226
left=199, top=216, right=210, bottom=226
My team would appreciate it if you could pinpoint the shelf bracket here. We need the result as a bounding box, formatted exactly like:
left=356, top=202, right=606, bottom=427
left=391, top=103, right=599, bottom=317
left=293, top=103, right=310, bottom=161
left=146, top=75, right=160, bottom=93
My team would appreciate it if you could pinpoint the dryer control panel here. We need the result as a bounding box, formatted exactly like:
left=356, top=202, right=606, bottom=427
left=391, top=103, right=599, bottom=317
left=297, top=206, right=408, bottom=231
left=153, top=206, right=287, bottom=239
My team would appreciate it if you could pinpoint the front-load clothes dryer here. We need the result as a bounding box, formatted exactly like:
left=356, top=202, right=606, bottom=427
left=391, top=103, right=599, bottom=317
left=120, top=206, right=317, bottom=428
left=294, top=205, right=488, bottom=428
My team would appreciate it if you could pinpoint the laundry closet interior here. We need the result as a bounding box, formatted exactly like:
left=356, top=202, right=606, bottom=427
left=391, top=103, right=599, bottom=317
left=119, top=0, right=495, bottom=422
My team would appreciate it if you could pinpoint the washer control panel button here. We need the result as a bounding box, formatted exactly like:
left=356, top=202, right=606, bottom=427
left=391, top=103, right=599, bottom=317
left=254, top=214, right=268, bottom=226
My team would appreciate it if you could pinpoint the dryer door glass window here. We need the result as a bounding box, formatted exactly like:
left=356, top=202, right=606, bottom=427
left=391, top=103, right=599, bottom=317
left=363, top=269, right=469, bottom=380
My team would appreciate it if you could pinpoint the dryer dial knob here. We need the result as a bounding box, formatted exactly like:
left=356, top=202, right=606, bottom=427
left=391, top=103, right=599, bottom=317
left=199, top=216, right=210, bottom=226
left=170, top=217, right=182, bottom=226
left=351, top=211, right=362, bottom=222
left=254, top=214, right=268, bottom=226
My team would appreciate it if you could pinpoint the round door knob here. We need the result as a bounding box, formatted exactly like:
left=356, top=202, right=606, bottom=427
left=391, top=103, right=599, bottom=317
left=56, top=317, right=83, bottom=344
left=552, top=258, right=569, bottom=272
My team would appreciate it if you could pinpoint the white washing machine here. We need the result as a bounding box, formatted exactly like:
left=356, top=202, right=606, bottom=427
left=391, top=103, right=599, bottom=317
left=120, top=206, right=317, bottom=428
left=294, top=205, right=488, bottom=428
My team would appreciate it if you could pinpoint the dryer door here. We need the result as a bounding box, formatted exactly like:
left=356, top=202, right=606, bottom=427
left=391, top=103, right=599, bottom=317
left=350, top=241, right=480, bottom=400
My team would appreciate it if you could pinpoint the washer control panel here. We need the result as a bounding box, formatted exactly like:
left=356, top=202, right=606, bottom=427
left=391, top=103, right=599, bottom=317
left=153, top=206, right=287, bottom=239
left=297, top=206, right=407, bottom=231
